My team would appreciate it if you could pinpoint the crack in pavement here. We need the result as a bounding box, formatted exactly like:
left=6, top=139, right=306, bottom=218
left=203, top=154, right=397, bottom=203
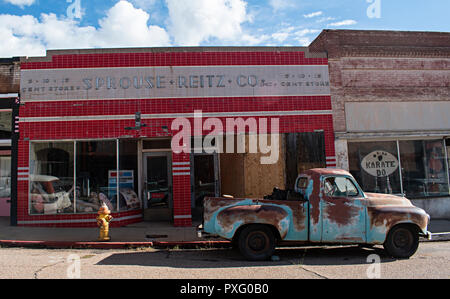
left=291, top=248, right=329, bottom=279
left=34, top=258, right=66, bottom=279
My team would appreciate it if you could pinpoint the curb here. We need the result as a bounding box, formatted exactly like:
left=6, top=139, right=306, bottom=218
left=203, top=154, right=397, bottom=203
left=0, top=240, right=232, bottom=250
left=1, top=235, right=448, bottom=250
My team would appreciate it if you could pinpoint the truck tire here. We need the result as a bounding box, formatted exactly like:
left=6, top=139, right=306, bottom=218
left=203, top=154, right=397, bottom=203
left=238, top=225, right=276, bottom=261
left=383, top=225, right=419, bottom=259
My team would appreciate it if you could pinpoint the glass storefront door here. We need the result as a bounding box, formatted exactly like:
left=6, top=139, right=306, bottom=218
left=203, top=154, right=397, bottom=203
left=143, top=152, right=172, bottom=221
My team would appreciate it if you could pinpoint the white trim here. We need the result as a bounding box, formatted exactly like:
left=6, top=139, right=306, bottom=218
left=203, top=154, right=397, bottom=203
left=172, top=167, right=190, bottom=171
left=21, top=94, right=332, bottom=103
left=0, top=93, right=18, bottom=98
left=18, top=213, right=142, bottom=225
left=0, top=140, right=12, bottom=146
left=172, top=162, right=190, bottom=166
left=173, top=172, right=190, bottom=176
left=173, top=214, right=192, bottom=219
left=19, top=110, right=333, bottom=123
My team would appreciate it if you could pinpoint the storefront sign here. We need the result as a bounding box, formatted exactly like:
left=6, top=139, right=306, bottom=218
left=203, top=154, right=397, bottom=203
left=361, top=151, right=399, bottom=177
left=20, top=65, right=330, bottom=101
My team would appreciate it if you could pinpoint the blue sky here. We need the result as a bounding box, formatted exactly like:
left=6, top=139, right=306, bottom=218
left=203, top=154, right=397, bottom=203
left=0, top=0, right=449, bottom=57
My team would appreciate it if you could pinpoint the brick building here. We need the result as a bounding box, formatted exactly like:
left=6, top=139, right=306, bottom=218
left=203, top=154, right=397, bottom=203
left=0, top=57, right=20, bottom=218
left=310, top=30, right=450, bottom=218
left=15, top=47, right=334, bottom=227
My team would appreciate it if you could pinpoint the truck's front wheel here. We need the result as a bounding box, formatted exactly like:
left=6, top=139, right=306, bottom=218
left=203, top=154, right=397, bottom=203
left=238, top=225, right=276, bottom=261
left=383, top=225, right=419, bottom=259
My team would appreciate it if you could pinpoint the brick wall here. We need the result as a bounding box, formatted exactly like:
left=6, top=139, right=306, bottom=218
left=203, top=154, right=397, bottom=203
left=309, top=29, right=450, bottom=133
left=0, top=59, right=20, bottom=94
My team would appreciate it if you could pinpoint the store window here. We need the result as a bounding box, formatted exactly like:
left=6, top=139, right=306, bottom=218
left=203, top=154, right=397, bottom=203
left=0, top=110, right=12, bottom=140
left=399, top=140, right=449, bottom=198
left=30, top=142, right=74, bottom=214
left=29, top=139, right=142, bottom=215
left=349, top=139, right=450, bottom=198
left=118, top=140, right=140, bottom=211
left=0, top=156, right=11, bottom=198
left=348, top=141, right=402, bottom=194
left=76, top=141, right=117, bottom=213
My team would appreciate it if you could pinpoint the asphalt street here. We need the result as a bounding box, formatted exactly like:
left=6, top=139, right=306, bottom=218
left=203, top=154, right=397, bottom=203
left=0, top=241, right=448, bottom=279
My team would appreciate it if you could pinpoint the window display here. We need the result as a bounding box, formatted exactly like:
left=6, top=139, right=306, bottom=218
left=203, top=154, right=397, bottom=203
left=30, top=142, right=74, bottom=214
left=399, top=140, right=449, bottom=198
left=76, top=140, right=117, bottom=213
left=348, top=141, right=402, bottom=195
left=29, top=139, right=142, bottom=215
left=119, top=140, right=140, bottom=211
left=348, top=139, right=450, bottom=198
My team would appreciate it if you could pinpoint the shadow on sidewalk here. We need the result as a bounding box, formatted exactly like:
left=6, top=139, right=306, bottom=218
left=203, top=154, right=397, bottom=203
left=96, top=245, right=396, bottom=268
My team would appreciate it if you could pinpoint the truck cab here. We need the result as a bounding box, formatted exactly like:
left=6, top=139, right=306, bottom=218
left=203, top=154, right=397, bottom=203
left=198, top=168, right=431, bottom=261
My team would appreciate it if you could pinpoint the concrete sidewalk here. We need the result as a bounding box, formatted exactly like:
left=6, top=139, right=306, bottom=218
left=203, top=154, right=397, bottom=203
left=0, top=217, right=449, bottom=249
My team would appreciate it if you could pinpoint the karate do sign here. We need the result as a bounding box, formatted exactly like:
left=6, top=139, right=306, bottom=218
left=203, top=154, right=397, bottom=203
left=361, top=151, right=399, bottom=178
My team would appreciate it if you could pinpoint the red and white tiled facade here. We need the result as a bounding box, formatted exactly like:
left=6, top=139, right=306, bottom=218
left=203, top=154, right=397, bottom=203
left=17, top=49, right=335, bottom=227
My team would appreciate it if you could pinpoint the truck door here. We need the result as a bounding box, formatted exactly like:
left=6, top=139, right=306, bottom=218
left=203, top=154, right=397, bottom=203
left=320, top=176, right=366, bottom=243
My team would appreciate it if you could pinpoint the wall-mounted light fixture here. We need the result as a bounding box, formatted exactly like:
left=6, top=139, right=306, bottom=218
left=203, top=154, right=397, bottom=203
left=125, top=112, right=170, bottom=135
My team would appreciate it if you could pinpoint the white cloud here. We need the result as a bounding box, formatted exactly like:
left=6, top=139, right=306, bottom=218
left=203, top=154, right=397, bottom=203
left=328, top=19, right=357, bottom=27
left=3, top=0, right=35, bottom=8
left=0, top=1, right=171, bottom=57
left=294, top=28, right=320, bottom=37
left=269, top=0, right=296, bottom=12
left=271, top=32, right=289, bottom=43
left=96, top=1, right=170, bottom=47
left=165, top=0, right=250, bottom=46
left=303, top=11, right=323, bottom=18
left=316, top=16, right=335, bottom=23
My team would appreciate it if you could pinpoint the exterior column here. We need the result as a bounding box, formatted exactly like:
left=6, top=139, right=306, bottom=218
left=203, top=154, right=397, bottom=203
left=171, top=151, right=192, bottom=227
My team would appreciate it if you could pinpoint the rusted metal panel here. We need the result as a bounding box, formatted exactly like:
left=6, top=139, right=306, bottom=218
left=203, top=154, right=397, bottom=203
left=321, top=198, right=366, bottom=243
left=202, top=168, right=430, bottom=246
left=203, top=197, right=308, bottom=241
left=366, top=192, right=430, bottom=243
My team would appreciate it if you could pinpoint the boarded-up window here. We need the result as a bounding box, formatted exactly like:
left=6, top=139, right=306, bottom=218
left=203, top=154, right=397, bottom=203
left=285, top=132, right=326, bottom=189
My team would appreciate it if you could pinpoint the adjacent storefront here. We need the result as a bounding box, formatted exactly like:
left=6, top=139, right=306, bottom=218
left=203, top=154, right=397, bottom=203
left=309, top=29, right=450, bottom=218
left=16, top=48, right=334, bottom=227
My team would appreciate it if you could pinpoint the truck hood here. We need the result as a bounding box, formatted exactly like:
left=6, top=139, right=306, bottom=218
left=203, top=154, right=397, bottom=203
left=364, top=192, right=413, bottom=207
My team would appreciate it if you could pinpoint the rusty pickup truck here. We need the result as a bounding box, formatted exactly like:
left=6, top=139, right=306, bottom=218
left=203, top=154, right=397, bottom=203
left=197, top=168, right=431, bottom=260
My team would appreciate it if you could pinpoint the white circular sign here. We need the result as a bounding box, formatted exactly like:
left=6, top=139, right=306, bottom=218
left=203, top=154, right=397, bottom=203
left=361, top=150, right=399, bottom=177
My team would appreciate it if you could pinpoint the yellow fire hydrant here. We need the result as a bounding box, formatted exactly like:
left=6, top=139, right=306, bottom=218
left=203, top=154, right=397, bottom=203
left=96, top=203, right=113, bottom=241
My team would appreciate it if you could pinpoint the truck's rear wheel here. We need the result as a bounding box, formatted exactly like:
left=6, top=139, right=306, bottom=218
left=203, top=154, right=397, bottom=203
left=383, top=225, right=419, bottom=259
left=238, top=225, right=276, bottom=261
